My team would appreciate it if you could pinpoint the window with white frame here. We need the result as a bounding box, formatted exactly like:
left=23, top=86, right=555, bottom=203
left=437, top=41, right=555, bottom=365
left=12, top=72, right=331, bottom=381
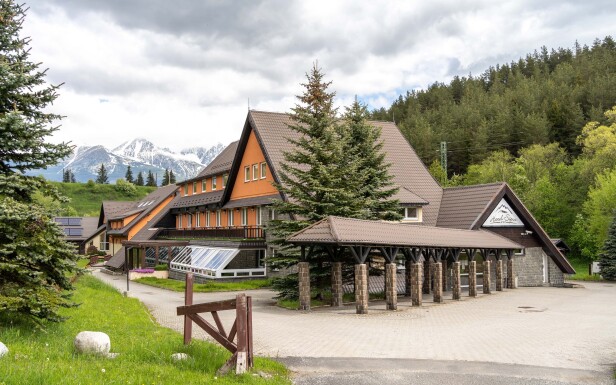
left=206, top=210, right=210, bottom=227
left=260, top=162, right=267, bottom=179
left=202, top=179, right=207, bottom=192
left=223, top=173, right=228, bottom=188
left=244, top=166, right=250, bottom=182
left=241, top=207, right=248, bottom=226
left=193, top=181, right=197, bottom=194
left=228, top=209, right=234, bottom=226
left=270, top=207, right=276, bottom=221
left=212, top=176, right=217, bottom=190
left=252, top=164, right=258, bottom=181
left=256, top=206, right=262, bottom=226
left=216, top=210, right=221, bottom=227
left=183, top=184, right=188, bottom=196
left=196, top=212, right=201, bottom=227
left=399, top=207, right=419, bottom=221
left=187, top=214, right=193, bottom=229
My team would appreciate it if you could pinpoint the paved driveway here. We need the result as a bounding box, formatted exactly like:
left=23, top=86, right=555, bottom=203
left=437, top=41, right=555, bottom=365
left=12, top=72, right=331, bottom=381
left=92, top=270, right=616, bottom=384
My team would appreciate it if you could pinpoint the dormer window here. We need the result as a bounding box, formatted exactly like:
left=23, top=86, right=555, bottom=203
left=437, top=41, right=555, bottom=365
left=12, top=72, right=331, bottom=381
left=399, top=207, right=421, bottom=222
left=212, top=176, right=217, bottom=190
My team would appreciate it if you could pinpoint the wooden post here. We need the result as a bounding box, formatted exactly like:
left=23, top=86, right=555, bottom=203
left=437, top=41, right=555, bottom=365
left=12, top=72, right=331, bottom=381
left=140, top=247, right=146, bottom=268
left=155, top=246, right=159, bottom=266
left=235, top=294, right=248, bottom=374
left=247, top=296, right=253, bottom=368
left=184, top=273, right=194, bottom=345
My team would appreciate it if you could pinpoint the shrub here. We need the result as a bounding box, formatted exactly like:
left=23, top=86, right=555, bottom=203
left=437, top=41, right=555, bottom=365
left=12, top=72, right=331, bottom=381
left=154, top=264, right=168, bottom=271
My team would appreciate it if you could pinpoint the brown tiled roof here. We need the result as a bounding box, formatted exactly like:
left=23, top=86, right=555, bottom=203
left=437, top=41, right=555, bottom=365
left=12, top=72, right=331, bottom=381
left=184, top=141, right=239, bottom=183
left=106, top=247, right=125, bottom=269
left=102, top=201, right=134, bottom=220
left=393, top=186, right=428, bottom=205
left=437, top=183, right=505, bottom=229
left=222, top=194, right=281, bottom=209
left=287, top=216, right=522, bottom=249
left=248, top=111, right=443, bottom=225
left=170, top=190, right=225, bottom=209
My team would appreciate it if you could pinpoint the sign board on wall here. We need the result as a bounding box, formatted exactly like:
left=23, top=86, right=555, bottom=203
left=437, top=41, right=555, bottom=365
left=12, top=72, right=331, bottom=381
left=483, top=199, right=524, bottom=227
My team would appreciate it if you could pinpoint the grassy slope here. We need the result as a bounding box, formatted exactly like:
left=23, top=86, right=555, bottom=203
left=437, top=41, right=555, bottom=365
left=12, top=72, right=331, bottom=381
left=567, top=256, right=602, bottom=281
left=53, top=182, right=156, bottom=216
left=0, top=275, right=289, bottom=385
left=136, top=277, right=271, bottom=292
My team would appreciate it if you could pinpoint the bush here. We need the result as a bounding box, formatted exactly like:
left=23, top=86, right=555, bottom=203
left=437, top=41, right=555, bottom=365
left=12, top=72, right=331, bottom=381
left=114, top=178, right=137, bottom=196
left=85, top=245, right=99, bottom=255
left=154, top=264, right=168, bottom=271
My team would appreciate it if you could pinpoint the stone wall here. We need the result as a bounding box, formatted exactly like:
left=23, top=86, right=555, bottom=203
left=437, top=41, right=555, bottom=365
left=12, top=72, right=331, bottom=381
left=514, top=247, right=564, bottom=287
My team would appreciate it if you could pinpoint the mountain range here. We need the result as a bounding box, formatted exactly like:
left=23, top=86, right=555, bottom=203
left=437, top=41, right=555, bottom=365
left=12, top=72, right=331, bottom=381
left=28, top=139, right=225, bottom=183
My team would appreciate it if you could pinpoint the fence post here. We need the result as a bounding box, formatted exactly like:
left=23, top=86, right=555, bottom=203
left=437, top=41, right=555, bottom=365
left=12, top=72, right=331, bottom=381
left=183, top=273, right=194, bottom=345
left=247, top=296, right=253, bottom=368
left=235, top=294, right=248, bottom=374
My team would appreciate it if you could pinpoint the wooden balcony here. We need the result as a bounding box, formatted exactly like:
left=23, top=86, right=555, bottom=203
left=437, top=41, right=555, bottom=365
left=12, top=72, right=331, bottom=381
left=157, top=226, right=265, bottom=240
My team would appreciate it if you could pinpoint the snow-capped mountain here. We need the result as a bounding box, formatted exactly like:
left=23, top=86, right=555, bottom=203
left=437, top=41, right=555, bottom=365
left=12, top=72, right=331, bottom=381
left=28, top=139, right=225, bottom=183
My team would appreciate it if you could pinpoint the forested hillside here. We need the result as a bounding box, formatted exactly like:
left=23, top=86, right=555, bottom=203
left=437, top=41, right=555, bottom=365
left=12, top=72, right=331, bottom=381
left=372, top=37, right=616, bottom=260
left=372, top=37, right=616, bottom=175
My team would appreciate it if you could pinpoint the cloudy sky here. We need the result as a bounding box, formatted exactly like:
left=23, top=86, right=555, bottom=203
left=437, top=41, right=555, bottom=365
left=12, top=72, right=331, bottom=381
left=24, top=0, right=614, bottom=151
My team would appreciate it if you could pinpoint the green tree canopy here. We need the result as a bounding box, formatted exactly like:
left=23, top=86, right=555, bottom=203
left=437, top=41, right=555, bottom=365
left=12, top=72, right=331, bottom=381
left=124, top=165, right=133, bottom=184
left=598, top=213, right=616, bottom=280
left=95, top=164, right=108, bottom=184
left=135, top=171, right=144, bottom=186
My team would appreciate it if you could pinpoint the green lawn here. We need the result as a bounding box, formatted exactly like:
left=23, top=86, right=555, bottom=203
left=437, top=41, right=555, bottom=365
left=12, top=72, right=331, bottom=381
left=567, top=256, right=602, bottom=281
left=53, top=182, right=156, bottom=216
left=135, top=277, right=272, bottom=292
left=0, top=275, right=289, bottom=385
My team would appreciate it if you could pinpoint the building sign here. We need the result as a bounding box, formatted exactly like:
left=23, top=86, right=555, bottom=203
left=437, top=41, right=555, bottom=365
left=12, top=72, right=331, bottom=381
left=483, top=199, right=524, bottom=227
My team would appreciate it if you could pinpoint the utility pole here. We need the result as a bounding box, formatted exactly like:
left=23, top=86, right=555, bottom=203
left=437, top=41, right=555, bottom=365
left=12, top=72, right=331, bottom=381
left=440, top=141, right=448, bottom=181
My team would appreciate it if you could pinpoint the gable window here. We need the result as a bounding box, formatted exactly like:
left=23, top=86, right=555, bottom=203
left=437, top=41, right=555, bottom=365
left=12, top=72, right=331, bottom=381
left=256, top=206, right=262, bottom=226
left=241, top=207, right=248, bottom=226
left=205, top=210, right=210, bottom=227
left=193, top=181, right=197, bottom=194
left=202, top=179, right=207, bottom=192
left=212, top=176, right=217, bottom=190
left=216, top=210, right=221, bottom=227
left=399, top=207, right=419, bottom=221
left=252, top=164, right=258, bottom=181
left=260, top=162, right=267, bottom=179
left=245, top=166, right=250, bottom=182
left=183, top=184, right=188, bottom=196
left=223, top=173, right=228, bottom=188
left=228, top=209, right=234, bottom=227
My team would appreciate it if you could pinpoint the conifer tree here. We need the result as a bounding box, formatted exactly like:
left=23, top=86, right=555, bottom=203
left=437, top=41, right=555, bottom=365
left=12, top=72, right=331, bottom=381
left=124, top=165, right=134, bottom=184
left=62, top=168, right=70, bottom=183
left=599, top=213, right=616, bottom=281
left=169, top=169, right=176, bottom=184
left=69, top=169, right=76, bottom=183
left=135, top=171, right=144, bottom=186
left=0, top=1, right=78, bottom=323
left=161, top=169, right=170, bottom=186
left=145, top=170, right=156, bottom=186
left=95, top=164, right=108, bottom=184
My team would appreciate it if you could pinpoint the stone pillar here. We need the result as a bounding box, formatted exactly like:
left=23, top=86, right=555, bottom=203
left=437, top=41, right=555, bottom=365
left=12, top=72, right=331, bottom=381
left=495, top=259, right=503, bottom=291
left=411, top=262, right=423, bottom=306
left=298, top=261, right=310, bottom=311
left=483, top=260, right=491, bottom=294
left=507, top=258, right=515, bottom=289
left=385, top=263, right=397, bottom=310
left=433, top=262, right=443, bottom=303
left=355, top=263, right=369, bottom=314
left=468, top=260, right=477, bottom=297
left=422, top=260, right=431, bottom=294
left=452, top=261, right=461, bottom=300
left=405, top=259, right=412, bottom=297
left=331, top=262, right=343, bottom=307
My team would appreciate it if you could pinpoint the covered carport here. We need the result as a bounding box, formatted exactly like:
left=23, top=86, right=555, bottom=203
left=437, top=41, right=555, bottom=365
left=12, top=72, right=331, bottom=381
left=287, top=216, right=523, bottom=314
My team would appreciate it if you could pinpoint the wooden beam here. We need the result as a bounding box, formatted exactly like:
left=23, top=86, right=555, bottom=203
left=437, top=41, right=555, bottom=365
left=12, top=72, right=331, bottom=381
left=212, top=311, right=226, bottom=338
left=189, top=313, right=237, bottom=353
left=465, top=248, right=477, bottom=262
left=177, top=298, right=237, bottom=316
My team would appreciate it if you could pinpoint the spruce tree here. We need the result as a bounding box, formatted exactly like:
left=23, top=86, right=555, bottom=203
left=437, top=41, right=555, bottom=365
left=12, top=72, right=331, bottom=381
left=96, top=163, right=108, bottom=184
left=268, top=64, right=366, bottom=300
left=169, top=169, right=176, bottom=184
left=161, top=169, right=170, bottom=186
left=69, top=170, right=76, bottom=183
left=598, top=213, right=616, bottom=281
left=135, top=171, right=144, bottom=186
left=145, top=170, right=156, bottom=186
left=62, top=169, right=70, bottom=183
left=0, top=1, right=78, bottom=323
left=124, top=165, right=133, bottom=184
left=341, top=98, right=400, bottom=220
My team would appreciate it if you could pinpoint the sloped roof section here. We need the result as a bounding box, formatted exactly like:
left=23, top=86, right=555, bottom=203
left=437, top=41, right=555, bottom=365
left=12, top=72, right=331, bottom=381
left=248, top=111, right=443, bottom=225
left=185, top=141, right=239, bottom=183
left=437, top=183, right=505, bottom=229
left=288, top=216, right=522, bottom=250
left=222, top=193, right=281, bottom=209
left=170, top=190, right=225, bottom=209
left=394, top=186, right=428, bottom=205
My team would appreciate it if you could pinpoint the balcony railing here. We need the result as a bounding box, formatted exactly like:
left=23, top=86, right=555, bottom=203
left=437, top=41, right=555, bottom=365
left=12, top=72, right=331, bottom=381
left=157, top=226, right=265, bottom=240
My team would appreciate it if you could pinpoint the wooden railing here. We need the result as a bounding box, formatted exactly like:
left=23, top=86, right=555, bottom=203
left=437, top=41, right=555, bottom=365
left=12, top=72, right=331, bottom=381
left=158, top=226, right=265, bottom=240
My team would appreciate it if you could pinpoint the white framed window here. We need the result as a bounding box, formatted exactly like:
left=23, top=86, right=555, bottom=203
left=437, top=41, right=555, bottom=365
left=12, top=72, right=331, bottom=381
left=212, top=176, right=217, bottom=190
left=223, top=173, right=228, bottom=188
left=228, top=209, right=234, bottom=227
left=257, top=250, right=266, bottom=268
left=260, top=162, right=267, bottom=179
left=270, top=207, right=276, bottom=221
left=205, top=210, right=210, bottom=227
left=256, top=206, right=262, bottom=226
left=399, top=207, right=420, bottom=221
left=187, top=214, right=193, bottom=229
left=193, top=181, right=197, bottom=194
left=216, top=210, right=221, bottom=227
left=244, top=166, right=250, bottom=182
left=183, top=184, right=188, bottom=196
left=514, top=248, right=525, bottom=256
left=241, top=207, right=248, bottom=226
left=252, top=164, right=258, bottom=181
left=196, top=212, right=201, bottom=227
left=202, top=179, right=207, bottom=192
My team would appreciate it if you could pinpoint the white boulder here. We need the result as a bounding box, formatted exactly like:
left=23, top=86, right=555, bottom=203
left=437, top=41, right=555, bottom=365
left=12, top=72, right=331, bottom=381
left=0, top=342, right=8, bottom=357
left=171, top=353, right=190, bottom=361
left=74, top=331, right=110, bottom=355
